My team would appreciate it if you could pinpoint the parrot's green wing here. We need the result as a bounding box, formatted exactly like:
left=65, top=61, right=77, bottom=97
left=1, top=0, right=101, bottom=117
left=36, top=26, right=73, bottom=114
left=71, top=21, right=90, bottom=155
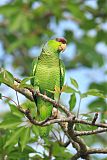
left=54, top=59, right=65, bottom=102
left=31, top=57, right=53, bottom=136
left=31, top=58, right=38, bottom=86
left=60, top=59, right=65, bottom=90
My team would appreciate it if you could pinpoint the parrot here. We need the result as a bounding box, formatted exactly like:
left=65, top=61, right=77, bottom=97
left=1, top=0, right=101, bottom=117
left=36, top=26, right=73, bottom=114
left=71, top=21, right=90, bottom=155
left=31, top=38, right=67, bottom=136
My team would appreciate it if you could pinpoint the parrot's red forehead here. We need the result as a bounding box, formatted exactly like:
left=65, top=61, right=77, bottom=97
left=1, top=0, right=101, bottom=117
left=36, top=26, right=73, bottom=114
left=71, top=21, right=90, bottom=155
left=56, top=38, right=67, bottom=44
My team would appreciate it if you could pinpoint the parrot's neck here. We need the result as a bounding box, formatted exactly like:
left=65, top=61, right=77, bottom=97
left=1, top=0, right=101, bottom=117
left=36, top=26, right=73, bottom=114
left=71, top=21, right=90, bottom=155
left=42, top=47, right=59, bottom=58
left=39, top=48, right=60, bottom=66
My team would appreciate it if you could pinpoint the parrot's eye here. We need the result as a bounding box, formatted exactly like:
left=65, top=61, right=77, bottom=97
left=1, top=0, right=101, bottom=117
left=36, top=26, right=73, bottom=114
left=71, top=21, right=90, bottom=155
left=56, top=38, right=67, bottom=44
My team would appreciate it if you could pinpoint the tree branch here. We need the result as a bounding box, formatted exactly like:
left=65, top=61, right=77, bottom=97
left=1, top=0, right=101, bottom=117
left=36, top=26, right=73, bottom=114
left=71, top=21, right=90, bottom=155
left=2, top=77, right=107, bottom=129
left=3, top=78, right=107, bottom=128
left=4, top=77, right=72, bottom=117
left=73, top=118, right=107, bottom=128
left=71, top=153, right=81, bottom=160
left=68, top=122, right=90, bottom=160
left=87, top=148, right=107, bottom=154
left=75, top=128, right=107, bottom=136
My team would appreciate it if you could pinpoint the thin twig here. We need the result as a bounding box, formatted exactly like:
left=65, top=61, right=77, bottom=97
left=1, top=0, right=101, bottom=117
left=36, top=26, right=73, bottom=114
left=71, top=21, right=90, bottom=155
left=77, top=96, right=81, bottom=118
left=92, top=112, right=98, bottom=124
left=2, top=95, right=17, bottom=105
left=16, top=91, right=20, bottom=106
left=51, top=130, right=59, bottom=141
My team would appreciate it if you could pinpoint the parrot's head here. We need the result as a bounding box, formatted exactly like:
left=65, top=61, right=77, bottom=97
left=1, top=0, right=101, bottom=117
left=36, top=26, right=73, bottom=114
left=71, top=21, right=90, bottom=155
left=43, top=37, right=67, bottom=55
left=55, top=37, right=67, bottom=52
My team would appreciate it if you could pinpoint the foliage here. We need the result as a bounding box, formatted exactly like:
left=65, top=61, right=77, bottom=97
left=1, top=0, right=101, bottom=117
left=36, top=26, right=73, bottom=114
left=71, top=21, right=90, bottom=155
left=0, top=0, right=107, bottom=159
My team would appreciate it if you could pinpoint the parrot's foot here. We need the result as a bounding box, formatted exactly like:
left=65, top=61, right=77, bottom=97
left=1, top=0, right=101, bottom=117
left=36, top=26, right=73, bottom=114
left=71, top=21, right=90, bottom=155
left=52, top=107, right=60, bottom=119
left=53, top=99, right=60, bottom=118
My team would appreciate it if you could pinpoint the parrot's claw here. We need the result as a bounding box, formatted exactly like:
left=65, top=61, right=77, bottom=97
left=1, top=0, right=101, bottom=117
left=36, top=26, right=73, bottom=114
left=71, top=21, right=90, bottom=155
left=52, top=107, right=59, bottom=119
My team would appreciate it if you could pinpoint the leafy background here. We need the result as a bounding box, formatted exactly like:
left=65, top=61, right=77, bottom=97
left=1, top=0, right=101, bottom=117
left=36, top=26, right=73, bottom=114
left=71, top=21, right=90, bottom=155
left=0, top=0, right=107, bottom=159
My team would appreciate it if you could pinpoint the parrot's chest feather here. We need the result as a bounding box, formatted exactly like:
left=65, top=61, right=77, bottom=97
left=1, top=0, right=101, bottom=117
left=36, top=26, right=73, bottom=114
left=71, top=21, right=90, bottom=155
left=36, top=55, right=60, bottom=91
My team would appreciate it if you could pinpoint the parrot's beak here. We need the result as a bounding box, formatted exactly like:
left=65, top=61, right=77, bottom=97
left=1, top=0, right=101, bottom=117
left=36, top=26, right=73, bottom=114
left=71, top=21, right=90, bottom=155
left=58, top=43, right=66, bottom=52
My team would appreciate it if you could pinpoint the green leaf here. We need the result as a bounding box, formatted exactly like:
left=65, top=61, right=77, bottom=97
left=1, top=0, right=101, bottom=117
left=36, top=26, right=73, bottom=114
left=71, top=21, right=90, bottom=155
left=69, top=93, right=76, bottom=111
left=21, top=100, right=36, bottom=117
left=0, top=115, right=22, bottom=129
left=19, top=76, right=34, bottom=88
left=52, top=142, right=72, bottom=159
left=61, top=85, right=77, bottom=93
left=32, top=125, right=40, bottom=137
left=0, top=121, right=21, bottom=129
left=76, top=123, right=97, bottom=132
left=23, top=145, right=36, bottom=153
left=88, top=98, right=106, bottom=112
left=89, top=82, right=107, bottom=95
left=19, top=83, right=33, bottom=89
left=0, top=69, right=14, bottom=85
left=9, top=103, right=24, bottom=118
left=84, top=89, right=107, bottom=98
left=8, top=145, right=36, bottom=159
left=20, top=127, right=30, bottom=151
left=80, top=93, right=88, bottom=98
left=0, top=5, right=19, bottom=16
left=7, top=39, right=24, bottom=53
left=4, top=127, right=25, bottom=148
left=20, top=76, right=35, bottom=85
left=8, top=151, right=29, bottom=160
left=9, top=13, right=23, bottom=32
left=70, top=78, right=79, bottom=89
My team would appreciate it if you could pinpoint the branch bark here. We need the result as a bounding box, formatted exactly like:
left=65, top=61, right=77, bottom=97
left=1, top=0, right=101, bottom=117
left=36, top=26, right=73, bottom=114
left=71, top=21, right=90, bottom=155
left=75, top=128, right=107, bottom=136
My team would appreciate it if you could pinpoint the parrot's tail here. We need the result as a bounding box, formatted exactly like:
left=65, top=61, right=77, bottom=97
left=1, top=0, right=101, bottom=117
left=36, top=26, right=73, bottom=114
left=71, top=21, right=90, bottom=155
left=35, top=97, right=53, bottom=137
left=33, top=125, right=51, bottom=137
left=39, top=126, right=51, bottom=137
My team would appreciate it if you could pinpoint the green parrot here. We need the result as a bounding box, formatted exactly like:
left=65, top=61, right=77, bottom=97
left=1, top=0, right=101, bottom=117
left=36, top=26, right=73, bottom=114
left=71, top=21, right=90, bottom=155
left=31, top=38, right=66, bottom=136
